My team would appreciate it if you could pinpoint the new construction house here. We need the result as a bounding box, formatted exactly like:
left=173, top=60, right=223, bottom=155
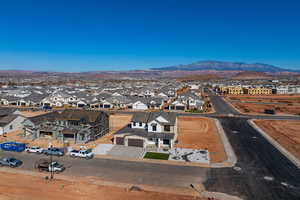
left=22, top=109, right=109, bottom=144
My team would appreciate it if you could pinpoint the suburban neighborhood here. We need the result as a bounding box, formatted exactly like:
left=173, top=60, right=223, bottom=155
left=0, top=1, right=300, bottom=200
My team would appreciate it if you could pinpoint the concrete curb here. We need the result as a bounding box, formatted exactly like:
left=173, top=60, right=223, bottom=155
left=192, top=184, right=243, bottom=200
left=248, top=119, right=300, bottom=169
left=95, top=118, right=236, bottom=168
left=211, top=119, right=237, bottom=168
left=222, top=96, right=242, bottom=114
left=203, top=191, right=243, bottom=200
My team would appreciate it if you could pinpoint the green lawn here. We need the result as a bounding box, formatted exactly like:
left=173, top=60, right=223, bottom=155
left=143, top=152, right=169, bottom=160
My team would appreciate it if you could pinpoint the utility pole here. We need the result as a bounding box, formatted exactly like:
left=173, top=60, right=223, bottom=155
left=50, top=152, right=54, bottom=179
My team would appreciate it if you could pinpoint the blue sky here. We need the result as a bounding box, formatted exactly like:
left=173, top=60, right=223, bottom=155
left=0, top=0, right=299, bottom=72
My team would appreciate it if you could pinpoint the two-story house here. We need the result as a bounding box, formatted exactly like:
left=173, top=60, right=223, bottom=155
left=22, top=110, right=109, bottom=144
left=113, top=112, right=177, bottom=148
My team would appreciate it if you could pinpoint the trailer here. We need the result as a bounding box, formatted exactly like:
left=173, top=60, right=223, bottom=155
left=0, top=142, right=26, bottom=152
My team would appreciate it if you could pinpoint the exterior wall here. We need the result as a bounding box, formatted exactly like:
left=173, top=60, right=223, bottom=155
left=161, top=125, right=175, bottom=133
left=147, top=120, right=163, bottom=132
left=131, top=122, right=146, bottom=129
left=132, top=102, right=148, bottom=110
left=243, top=88, right=272, bottom=95
left=0, top=116, right=26, bottom=135
left=228, top=87, right=243, bottom=95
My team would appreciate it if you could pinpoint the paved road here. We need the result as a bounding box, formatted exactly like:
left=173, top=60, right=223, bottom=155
left=205, top=117, right=300, bottom=200
left=0, top=151, right=208, bottom=188
left=203, top=92, right=300, bottom=200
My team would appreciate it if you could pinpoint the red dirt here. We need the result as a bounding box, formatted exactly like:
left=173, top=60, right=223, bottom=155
left=254, top=120, right=300, bottom=160
left=0, top=171, right=203, bottom=200
left=177, top=116, right=227, bottom=163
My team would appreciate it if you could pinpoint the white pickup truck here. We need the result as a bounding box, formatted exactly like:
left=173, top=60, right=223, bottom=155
left=25, top=146, right=44, bottom=154
left=37, top=161, right=65, bottom=172
left=69, top=149, right=93, bottom=159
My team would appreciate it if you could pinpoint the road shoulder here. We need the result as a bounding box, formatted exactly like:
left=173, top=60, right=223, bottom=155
left=248, top=119, right=300, bottom=169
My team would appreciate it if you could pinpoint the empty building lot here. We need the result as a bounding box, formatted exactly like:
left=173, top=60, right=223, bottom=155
left=177, top=116, right=227, bottom=163
left=226, top=95, right=300, bottom=115
left=0, top=171, right=202, bottom=200
left=254, top=120, right=300, bottom=159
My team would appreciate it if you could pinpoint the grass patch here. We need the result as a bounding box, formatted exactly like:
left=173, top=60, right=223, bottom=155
left=143, top=152, right=169, bottom=160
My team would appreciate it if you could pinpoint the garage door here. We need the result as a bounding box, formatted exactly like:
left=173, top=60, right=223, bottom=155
left=115, top=137, right=124, bottom=145
left=128, top=139, right=144, bottom=147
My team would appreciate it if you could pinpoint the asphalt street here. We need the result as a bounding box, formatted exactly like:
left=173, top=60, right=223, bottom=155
left=0, top=151, right=208, bottom=188
left=0, top=91, right=299, bottom=200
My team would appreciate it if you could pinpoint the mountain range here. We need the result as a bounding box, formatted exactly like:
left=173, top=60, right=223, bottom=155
left=150, top=60, right=298, bottom=72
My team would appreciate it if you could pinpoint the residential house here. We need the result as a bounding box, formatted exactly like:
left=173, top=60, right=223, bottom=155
left=114, top=112, right=177, bottom=148
left=22, top=110, right=109, bottom=144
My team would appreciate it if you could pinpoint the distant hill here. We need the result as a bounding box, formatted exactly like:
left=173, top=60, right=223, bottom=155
left=232, top=71, right=272, bottom=80
left=151, top=60, right=297, bottom=73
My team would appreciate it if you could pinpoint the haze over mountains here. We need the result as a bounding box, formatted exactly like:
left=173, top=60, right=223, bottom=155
left=151, top=60, right=298, bottom=72
left=0, top=60, right=299, bottom=80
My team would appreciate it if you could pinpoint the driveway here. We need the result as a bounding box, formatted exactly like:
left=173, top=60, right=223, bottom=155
left=93, top=144, right=145, bottom=159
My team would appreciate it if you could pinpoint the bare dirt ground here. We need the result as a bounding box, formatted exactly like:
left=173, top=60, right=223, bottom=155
left=0, top=171, right=202, bottom=200
left=0, top=114, right=132, bottom=149
left=254, top=120, right=300, bottom=159
left=20, top=110, right=49, bottom=117
left=177, top=116, right=227, bottom=163
left=225, top=95, right=300, bottom=115
left=227, top=94, right=300, bottom=104
left=232, top=102, right=300, bottom=115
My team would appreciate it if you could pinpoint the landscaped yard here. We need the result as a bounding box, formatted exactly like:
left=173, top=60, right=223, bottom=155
left=143, top=152, right=169, bottom=160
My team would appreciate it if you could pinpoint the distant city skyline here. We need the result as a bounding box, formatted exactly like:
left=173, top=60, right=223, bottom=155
left=0, top=0, right=299, bottom=72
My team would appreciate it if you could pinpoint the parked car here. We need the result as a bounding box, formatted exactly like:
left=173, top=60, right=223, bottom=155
left=37, top=161, right=65, bottom=172
left=70, top=149, right=93, bottom=159
left=25, top=146, right=44, bottom=154
left=43, top=148, right=64, bottom=156
left=264, top=109, right=276, bottom=114
left=0, top=157, right=22, bottom=167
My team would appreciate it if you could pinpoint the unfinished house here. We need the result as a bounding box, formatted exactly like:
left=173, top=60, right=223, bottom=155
left=22, top=110, right=109, bottom=144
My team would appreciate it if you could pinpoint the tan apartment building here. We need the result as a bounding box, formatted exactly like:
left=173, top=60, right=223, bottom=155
left=219, top=86, right=243, bottom=95
left=243, top=87, right=272, bottom=95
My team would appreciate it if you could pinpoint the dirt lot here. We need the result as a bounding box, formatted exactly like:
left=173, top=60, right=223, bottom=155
left=20, top=110, right=50, bottom=117
left=0, top=114, right=132, bottom=149
left=254, top=120, right=300, bottom=160
left=226, top=95, right=300, bottom=115
left=177, top=116, right=227, bottom=163
left=227, top=94, right=300, bottom=104
left=0, top=171, right=202, bottom=200
left=232, top=102, right=300, bottom=115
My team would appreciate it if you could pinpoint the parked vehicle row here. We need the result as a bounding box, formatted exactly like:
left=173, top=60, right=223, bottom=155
left=25, top=146, right=94, bottom=159
left=1, top=142, right=94, bottom=160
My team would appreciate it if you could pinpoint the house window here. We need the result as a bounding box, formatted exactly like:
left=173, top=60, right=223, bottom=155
left=164, top=125, right=170, bottom=132
left=152, top=124, right=157, bottom=131
left=133, top=122, right=136, bottom=126
left=139, top=122, right=142, bottom=127
left=163, top=139, right=170, bottom=145
left=9, top=125, right=13, bottom=130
